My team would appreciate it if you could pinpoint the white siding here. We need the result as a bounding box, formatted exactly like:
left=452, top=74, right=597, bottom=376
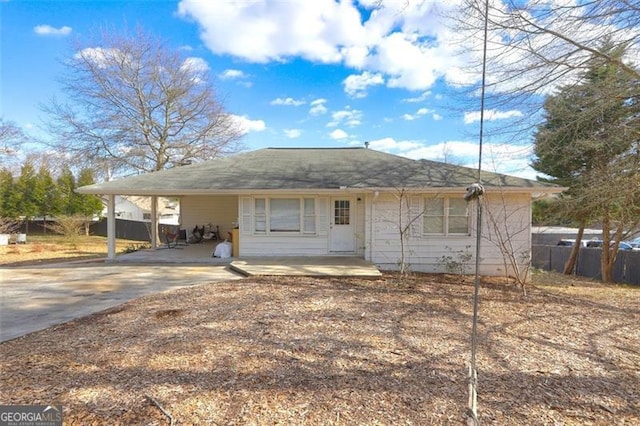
left=480, top=193, right=532, bottom=277
left=355, top=196, right=366, bottom=255
left=236, top=193, right=365, bottom=257
left=239, top=234, right=331, bottom=256
left=113, top=197, right=146, bottom=221
left=369, top=192, right=532, bottom=276
left=181, top=195, right=239, bottom=240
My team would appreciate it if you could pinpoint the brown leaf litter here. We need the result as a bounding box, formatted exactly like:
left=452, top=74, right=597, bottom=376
left=1, top=272, right=638, bottom=425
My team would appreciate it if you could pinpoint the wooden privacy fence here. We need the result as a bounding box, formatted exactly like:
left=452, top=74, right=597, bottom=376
left=532, top=245, right=640, bottom=285
left=90, top=218, right=151, bottom=241
left=14, top=219, right=151, bottom=241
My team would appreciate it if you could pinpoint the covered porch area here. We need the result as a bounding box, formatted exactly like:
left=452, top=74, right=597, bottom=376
left=111, top=242, right=382, bottom=277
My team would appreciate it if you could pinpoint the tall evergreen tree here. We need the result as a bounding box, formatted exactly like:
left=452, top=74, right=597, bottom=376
left=0, top=169, right=19, bottom=218
left=57, top=167, right=77, bottom=215
left=33, top=166, right=62, bottom=234
left=75, top=168, right=104, bottom=235
left=532, top=44, right=640, bottom=282
left=15, top=161, right=38, bottom=218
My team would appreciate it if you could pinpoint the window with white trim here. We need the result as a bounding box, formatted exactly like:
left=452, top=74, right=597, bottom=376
left=423, top=197, right=469, bottom=235
left=254, top=197, right=316, bottom=234
left=303, top=198, right=316, bottom=234
left=254, top=198, right=266, bottom=233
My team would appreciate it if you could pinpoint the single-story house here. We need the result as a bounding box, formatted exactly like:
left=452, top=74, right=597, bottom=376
left=77, top=147, right=561, bottom=275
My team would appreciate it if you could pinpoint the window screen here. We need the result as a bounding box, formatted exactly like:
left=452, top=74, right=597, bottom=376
left=270, top=198, right=300, bottom=232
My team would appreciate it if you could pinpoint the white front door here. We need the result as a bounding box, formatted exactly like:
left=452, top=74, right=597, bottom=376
left=330, top=198, right=355, bottom=252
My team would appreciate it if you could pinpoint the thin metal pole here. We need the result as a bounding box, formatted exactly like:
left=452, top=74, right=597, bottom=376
left=468, top=0, right=490, bottom=423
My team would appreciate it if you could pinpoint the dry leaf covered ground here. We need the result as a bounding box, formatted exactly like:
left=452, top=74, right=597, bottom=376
left=1, top=272, right=638, bottom=425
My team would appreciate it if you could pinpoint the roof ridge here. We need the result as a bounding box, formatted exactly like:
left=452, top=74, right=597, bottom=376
left=266, top=147, right=364, bottom=150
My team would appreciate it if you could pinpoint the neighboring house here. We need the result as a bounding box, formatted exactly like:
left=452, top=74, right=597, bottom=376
left=77, top=147, right=561, bottom=275
left=104, top=195, right=180, bottom=225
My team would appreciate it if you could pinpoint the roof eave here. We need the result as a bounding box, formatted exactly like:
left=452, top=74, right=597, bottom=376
left=77, top=185, right=565, bottom=197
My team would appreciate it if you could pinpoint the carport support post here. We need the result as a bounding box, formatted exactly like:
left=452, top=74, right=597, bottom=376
left=151, top=195, right=158, bottom=249
left=107, top=194, right=116, bottom=260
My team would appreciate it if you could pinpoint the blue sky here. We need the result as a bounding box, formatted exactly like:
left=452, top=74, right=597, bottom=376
left=1, top=0, right=536, bottom=178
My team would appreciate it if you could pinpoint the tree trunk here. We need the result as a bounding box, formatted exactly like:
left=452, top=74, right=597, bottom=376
left=602, top=255, right=613, bottom=282
left=602, top=221, right=625, bottom=283
left=563, top=221, right=585, bottom=274
left=601, top=216, right=613, bottom=283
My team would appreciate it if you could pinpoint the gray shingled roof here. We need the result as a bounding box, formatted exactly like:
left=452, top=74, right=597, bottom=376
left=77, top=147, right=558, bottom=195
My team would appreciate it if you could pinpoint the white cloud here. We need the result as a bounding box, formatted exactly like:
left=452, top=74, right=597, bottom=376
left=367, top=137, right=423, bottom=152
left=343, top=71, right=384, bottom=98
left=411, top=141, right=536, bottom=178
left=219, top=69, right=246, bottom=80
left=75, top=47, right=123, bottom=68
left=403, top=91, right=431, bottom=103
left=327, top=108, right=362, bottom=128
left=181, top=57, right=210, bottom=73
left=177, top=0, right=468, bottom=92
left=178, top=0, right=364, bottom=63
left=270, top=97, right=306, bottom=106
left=230, top=115, right=266, bottom=135
left=179, top=57, right=210, bottom=83
left=367, top=137, right=536, bottom=178
left=309, top=98, right=328, bottom=116
left=401, top=107, right=435, bottom=121
left=464, top=109, right=524, bottom=125
left=177, top=0, right=636, bottom=97
left=284, top=128, right=302, bottom=138
left=329, top=129, right=348, bottom=140
left=34, top=24, right=72, bottom=36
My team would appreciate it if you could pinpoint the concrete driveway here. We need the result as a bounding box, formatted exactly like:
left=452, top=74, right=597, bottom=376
left=0, top=262, right=243, bottom=342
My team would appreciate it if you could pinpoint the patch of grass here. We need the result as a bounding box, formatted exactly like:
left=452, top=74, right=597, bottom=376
left=0, top=235, right=147, bottom=266
left=29, top=243, right=45, bottom=253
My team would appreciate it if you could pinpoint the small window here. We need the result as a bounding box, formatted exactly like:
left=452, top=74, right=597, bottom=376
left=423, top=197, right=469, bottom=235
left=334, top=200, right=350, bottom=225
left=143, top=213, right=151, bottom=220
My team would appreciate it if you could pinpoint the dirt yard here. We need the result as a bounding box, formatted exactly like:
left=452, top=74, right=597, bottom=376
left=1, top=272, right=638, bottom=425
left=0, top=235, right=144, bottom=266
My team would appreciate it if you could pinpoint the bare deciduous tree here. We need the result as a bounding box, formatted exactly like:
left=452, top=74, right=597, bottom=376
left=482, top=193, right=532, bottom=295
left=45, top=215, right=86, bottom=249
left=454, top=1, right=640, bottom=91
left=395, top=188, right=422, bottom=276
left=0, top=118, right=26, bottom=163
left=43, top=26, right=244, bottom=175
left=448, top=0, right=640, bottom=142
